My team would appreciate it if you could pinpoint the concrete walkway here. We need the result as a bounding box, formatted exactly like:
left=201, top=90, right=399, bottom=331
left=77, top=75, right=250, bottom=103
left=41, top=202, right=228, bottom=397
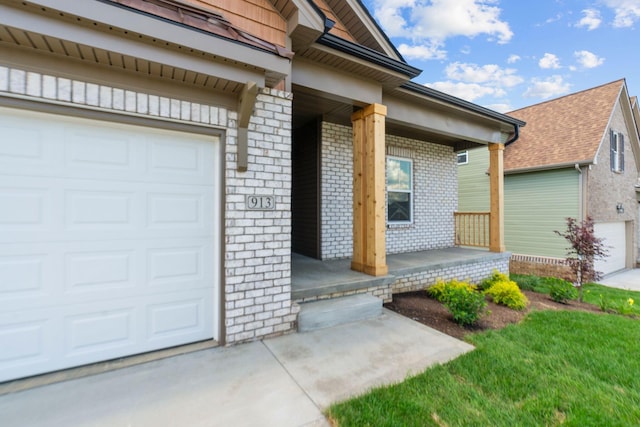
left=599, top=269, right=640, bottom=291
left=0, top=310, right=473, bottom=427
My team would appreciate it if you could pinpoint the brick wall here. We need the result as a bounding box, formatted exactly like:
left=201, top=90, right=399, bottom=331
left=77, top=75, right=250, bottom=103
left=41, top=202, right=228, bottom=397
left=320, top=122, right=353, bottom=259
left=224, top=88, right=297, bottom=343
left=386, top=134, right=457, bottom=253
left=0, top=65, right=297, bottom=345
left=392, top=256, right=510, bottom=294
left=318, top=123, right=458, bottom=259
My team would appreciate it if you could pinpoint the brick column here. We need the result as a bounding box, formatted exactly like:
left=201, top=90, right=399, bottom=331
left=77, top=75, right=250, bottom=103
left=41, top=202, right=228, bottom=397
left=489, top=143, right=506, bottom=252
left=351, top=104, right=388, bottom=276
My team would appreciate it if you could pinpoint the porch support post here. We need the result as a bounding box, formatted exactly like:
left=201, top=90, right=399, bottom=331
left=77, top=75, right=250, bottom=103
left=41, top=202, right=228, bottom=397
left=488, top=143, right=506, bottom=252
left=351, top=103, right=388, bottom=276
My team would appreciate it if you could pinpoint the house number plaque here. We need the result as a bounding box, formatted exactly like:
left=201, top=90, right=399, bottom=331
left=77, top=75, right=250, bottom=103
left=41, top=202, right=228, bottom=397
left=246, top=195, right=275, bottom=210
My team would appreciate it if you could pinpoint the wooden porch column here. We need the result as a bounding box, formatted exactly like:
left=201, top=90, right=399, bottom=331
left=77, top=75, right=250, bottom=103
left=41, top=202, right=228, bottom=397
left=488, top=143, right=506, bottom=252
left=351, top=104, right=388, bottom=276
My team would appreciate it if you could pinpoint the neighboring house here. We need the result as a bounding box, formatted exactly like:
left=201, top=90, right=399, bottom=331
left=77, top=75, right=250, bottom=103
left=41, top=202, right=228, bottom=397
left=0, top=0, right=523, bottom=382
left=459, top=79, right=640, bottom=276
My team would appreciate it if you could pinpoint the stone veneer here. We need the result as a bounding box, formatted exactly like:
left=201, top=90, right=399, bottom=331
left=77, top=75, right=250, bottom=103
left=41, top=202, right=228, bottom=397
left=319, top=122, right=458, bottom=260
left=0, top=65, right=297, bottom=345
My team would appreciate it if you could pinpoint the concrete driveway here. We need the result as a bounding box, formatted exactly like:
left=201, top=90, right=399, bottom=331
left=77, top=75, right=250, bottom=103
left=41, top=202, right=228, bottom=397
left=0, top=309, right=473, bottom=427
left=599, top=269, right=640, bottom=291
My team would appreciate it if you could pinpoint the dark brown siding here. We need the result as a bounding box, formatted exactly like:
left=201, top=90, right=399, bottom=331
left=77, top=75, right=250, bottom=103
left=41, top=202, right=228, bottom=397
left=292, top=120, right=320, bottom=258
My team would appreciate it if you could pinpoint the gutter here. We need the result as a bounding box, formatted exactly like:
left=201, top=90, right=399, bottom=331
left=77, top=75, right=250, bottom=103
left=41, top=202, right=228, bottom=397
left=401, top=81, right=526, bottom=127
left=315, top=33, right=422, bottom=78
left=504, top=160, right=593, bottom=175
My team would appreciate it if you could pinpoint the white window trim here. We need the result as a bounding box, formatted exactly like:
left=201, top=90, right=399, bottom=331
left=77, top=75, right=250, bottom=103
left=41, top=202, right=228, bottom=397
left=386, top=155, right=413, bottom=224
left=457, top=150, right=469, bottom=165
left=611, top=130, right=624, bottom=173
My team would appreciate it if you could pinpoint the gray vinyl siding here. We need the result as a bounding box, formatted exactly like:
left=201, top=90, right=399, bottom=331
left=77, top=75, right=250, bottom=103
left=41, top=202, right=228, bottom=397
left=504, top=168, right=580, bottom=257
left=457, top=147, right=490, bottom=212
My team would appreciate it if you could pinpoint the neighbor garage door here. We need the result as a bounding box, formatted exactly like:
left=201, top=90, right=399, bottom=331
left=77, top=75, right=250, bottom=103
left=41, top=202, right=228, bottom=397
left=0, top=107, right=219, bottom=382
left=594, top=222, right=626, bottom=276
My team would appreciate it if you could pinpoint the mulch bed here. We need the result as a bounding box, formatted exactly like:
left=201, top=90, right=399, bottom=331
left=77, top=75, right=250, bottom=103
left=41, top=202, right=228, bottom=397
left=385, top=290, right=602, bottom=340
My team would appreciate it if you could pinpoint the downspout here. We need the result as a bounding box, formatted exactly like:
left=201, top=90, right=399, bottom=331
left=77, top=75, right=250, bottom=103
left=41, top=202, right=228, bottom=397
left=505, top=123, right=520, bottom=146
left=575, top=163, right=584, bottom=221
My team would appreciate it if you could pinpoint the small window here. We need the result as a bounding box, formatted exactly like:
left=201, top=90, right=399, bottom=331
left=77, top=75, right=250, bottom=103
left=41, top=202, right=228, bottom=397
left=386, top=156, right=413, bottom=223
left=610, top=130, right=625, bottom=173
left=457, top=151, right=469, bottom=165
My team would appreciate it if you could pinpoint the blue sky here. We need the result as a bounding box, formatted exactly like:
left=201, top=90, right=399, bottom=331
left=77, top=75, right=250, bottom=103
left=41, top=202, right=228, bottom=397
left=360, top=0, right=639, bottom=113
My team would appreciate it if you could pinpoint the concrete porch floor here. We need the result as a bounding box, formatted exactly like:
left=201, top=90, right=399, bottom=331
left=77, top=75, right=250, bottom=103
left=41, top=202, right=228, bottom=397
left=0, top=310, right=473, bottom=427
left=292, top=247, right=506, bottom=300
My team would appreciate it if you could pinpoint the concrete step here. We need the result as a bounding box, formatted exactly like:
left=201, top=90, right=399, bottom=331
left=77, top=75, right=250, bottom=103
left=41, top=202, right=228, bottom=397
left=297, top=294, right=383, bottom=332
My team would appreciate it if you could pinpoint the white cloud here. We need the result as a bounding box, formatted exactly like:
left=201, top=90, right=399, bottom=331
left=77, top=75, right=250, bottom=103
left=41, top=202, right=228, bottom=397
left=507, top=54, right=521, bottom=64
left=603, top=0, right=640, bottom=27
left=371, top=0, right=513, bottom=58
left=398, top=42, right=447, bottom=60
left=576, top=8, right=602, bottom=30
left=426, top=81, right=501, bottom=102
left=373, top=0, right=416, bottom=37
left=574, top=50, right=605, bottom=68
left=426, top=62, right=524, bottom=103
left=444, top=62, right=524, bottom=87
left=539, top=53, right=561, bottom=69
left=485, top=103, right=512, bottom=113
left=523, top=75, right=571, bottom=99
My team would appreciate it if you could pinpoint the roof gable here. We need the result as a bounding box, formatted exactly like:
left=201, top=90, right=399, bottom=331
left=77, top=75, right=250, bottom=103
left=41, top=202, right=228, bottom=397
left=505, top=80, right=625, bottom=171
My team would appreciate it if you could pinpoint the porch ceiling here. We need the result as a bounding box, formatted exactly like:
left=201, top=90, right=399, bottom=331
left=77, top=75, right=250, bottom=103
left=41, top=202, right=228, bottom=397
left=0, top=25, right=246, bottom=94
left=293, top=88, right=483, bottom=149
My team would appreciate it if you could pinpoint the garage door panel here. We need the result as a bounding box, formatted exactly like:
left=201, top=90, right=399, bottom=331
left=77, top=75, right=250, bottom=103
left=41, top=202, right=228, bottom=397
left=0, top=182, right=215, bottom=244
left=1, top=239, right=214, bottom=311
left=0, top=288, right=213, bottom=382
left=595, top=222, right=626, bottom=275
left=0, top=107, right=219, bottom=381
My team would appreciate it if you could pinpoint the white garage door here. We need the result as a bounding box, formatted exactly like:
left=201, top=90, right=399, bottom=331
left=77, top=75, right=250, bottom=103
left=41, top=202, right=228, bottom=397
left=594, top=222, right=626, bottom=276
left=0, top=107, right=220, bottom=382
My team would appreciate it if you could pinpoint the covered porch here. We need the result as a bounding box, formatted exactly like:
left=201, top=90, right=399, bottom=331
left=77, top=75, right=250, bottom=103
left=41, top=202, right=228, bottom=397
left=292, top=247, right=511, bottom=303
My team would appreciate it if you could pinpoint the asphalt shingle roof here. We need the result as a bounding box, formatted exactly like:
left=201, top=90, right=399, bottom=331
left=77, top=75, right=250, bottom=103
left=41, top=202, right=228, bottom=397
left=505, top=79, right=625, bottom=171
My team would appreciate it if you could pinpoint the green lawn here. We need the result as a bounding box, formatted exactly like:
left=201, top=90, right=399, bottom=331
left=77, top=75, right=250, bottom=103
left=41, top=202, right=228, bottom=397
left=328, top=288, right=640, bottom=426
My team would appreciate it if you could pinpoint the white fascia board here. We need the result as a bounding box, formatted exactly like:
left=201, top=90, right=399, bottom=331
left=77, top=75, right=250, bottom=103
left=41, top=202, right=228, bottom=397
left=344, top=0, right=401, bottom=61
left=289, top=0, right=326, bottom=33
left=384, top=93, right=504, bottom=144
left=292, top=58, right=382, bottom=105
left=20, top=0, right=290, bottom=79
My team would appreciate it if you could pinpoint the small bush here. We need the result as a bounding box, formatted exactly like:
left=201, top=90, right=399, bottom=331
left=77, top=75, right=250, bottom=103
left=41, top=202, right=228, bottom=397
left=546, top=277, right=577, bottom=304
left=511, top=274, right=543, bottom=291
left=427, top=279, right=476, bottom=303
left=443, top=286, right=488, bottom=326
left=484, top=280, right=529, bottom=310
left=479, top=270, right=511, bottom=291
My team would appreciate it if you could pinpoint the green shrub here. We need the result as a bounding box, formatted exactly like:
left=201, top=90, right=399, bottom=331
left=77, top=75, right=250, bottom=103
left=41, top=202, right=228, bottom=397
left=442, top=286, right=488, bottom=326
left=546, top=277, right=577, bottom=304
left=479, top=270, right=511, bottom=291
left=510, top=274, right=543, bottom=291
left=427, top=279, right=476, bottom=303
left=484, top=280, right=529, bottom=310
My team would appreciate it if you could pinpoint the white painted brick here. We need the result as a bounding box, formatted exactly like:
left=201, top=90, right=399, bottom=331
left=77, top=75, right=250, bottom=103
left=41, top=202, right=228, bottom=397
left=148, top=95, right=160, bottom=115
left=112, top=88, right=125, bottom=110
left=41, top=75, right=57, bottom=99
left=26, top=72, right=41, bottom=97
left=9, top=69, right=26, bottom=93
left=72, top=81, right=86, bottom=104
left=99, top=85, right=111, bottom=108
left=159, top=97, right=171, bottom=117
left=125, top=90, right=137, bottom=112
left=0, top=66, right=8, bottom=91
